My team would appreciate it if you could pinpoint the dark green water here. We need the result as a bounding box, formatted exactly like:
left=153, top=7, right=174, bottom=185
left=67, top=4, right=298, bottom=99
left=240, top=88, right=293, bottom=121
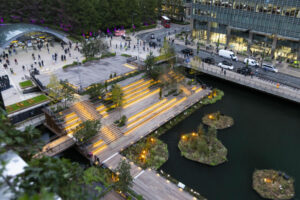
left=159, top=74, right=300, bottom=200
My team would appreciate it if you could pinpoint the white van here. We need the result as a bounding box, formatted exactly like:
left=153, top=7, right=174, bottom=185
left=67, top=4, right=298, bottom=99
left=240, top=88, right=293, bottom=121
left=244, top=58, right=258, bottom=67
left=218, top=50, right=238, bottom=61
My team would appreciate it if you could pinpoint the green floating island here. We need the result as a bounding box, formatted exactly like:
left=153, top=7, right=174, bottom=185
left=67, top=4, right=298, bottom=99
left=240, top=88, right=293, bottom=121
left=253, top=169, right=295, bottom=200
left=202, top=111, right=234, bottom=129
left=122, top=137, right=168, bottom=170
left=178, top=125, right=227, bottom=166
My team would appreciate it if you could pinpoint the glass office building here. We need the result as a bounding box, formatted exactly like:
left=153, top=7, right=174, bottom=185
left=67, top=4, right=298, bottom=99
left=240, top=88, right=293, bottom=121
left=192, top=0, right=300, bottom=60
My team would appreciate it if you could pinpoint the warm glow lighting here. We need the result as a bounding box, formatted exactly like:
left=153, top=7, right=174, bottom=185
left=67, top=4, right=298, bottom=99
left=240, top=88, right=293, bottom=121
left=192, top=132, right=198, bottom=137
left=96, top=105, right=105, bottom=111
left=191, top=86, right=197, bottom=91
left=123, top=80, right=153, bottom=95
left=125, top=97, right=187, bottom=135
left=208, top=115, right=214, bottom=120
left=123, top=63, right=137, bottom=70
left=123, top=89, right=160, bottom=109
left=127, top=98, right=177, bottom=128
left=123, top=89, right=150, bottom=103
left=150, top=138, right=155, bottom=142
left=64, top=120, right=82, bottom=130
left=65, top=116, right=79, bottom=125
left=122, top=79, right=145, bottom=90
left=92, top=144, right=108, bottom=154
left=195, top=87, right=203, bottom=93
left=263, top=178, right=272, bottom=183
left=64, top=112, right=76, bottom=120
left=93, top=139, right=104, bottom=148
left=74, top=102, right=95, bottom=120
left=128, top=99, right=167, bottom=122
left=181, top=135, right=186, bottom=140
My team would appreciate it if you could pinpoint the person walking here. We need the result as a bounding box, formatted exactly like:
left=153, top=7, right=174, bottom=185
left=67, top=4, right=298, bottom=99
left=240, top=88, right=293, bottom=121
left=41, top=60, right=44, bottom=66
left=38, top=54, right=41, bottom=60
left=224, top=70, right=226, bottom=76
left=14, top=58, right=18, bottom=65
left=22, top=65, right=25, bottom=70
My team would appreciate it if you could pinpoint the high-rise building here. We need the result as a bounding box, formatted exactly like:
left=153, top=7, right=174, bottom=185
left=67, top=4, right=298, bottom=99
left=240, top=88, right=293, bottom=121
left=192, top=0, right=300, bottom=61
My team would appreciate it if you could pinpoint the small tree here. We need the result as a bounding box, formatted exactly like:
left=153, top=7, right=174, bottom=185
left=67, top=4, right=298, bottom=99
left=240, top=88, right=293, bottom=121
left=74, top=120, right=101, bottom=145
left=160, top=39, right=175, bottom=59
left=81, top=38, right=107, bottom=58
left=114, top=160, right=133, bottom=193
left=85, top=83, right=105, bottom=100
left=111, top=84, right=124, bottom=109
left=145, top=52, right=155, bottom=71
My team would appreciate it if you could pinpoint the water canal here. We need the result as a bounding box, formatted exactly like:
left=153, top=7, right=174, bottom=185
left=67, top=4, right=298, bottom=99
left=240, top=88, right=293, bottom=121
left=159, top=74, right=300, bottom=200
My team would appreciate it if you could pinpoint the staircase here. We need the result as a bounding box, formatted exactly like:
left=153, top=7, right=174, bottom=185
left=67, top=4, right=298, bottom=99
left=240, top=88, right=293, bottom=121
left=100, top=124, right=123, bottom=144
left=72, top=101, right=101, bottom=121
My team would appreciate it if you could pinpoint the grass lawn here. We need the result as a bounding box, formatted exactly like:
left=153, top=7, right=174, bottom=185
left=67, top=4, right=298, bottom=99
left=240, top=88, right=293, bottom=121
left=6, top=94, right=49, bottom=114
left=19, top=80, right=33, bottom=89
left=122, top=137, right=168, bottom=170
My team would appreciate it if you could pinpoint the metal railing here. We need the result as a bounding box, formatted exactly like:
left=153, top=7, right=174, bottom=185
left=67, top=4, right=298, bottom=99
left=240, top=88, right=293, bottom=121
left=190, top=62, right=300, bottom=103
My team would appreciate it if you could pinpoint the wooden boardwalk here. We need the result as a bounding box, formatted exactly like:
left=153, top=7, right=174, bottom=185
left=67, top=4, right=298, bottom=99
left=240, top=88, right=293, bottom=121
left=103, top=154, right=197, bottom=200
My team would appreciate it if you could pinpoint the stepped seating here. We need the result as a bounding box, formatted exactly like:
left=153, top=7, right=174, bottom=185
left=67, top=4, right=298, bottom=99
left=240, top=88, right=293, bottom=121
left=123, top=88, right=160, bottom=109
left=125, top=97, right=187, bottom=135
left=72, top=102, right=98, bottom=121
left=100, top=125, right=123, bottom=144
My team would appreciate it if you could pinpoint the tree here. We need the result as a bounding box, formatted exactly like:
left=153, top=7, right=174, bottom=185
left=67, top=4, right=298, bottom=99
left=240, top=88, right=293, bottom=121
left=160, top=39, right=175, bottom=60
left=85, top=83, right=105, bottom=100
left=114, top=160, right=133, bottom=193
left=47, top=75, right=74, bottom=108
left=73, top=120, right=101, bottom=145
left=111, top=84, right=124, bottom=109
left=145, top=52, right=155, bottom=71
left=0, top=109, right=43, bottom=161
left=14, top=157, right=89, bottom=200
left=81, top=38, right=107, bottom=58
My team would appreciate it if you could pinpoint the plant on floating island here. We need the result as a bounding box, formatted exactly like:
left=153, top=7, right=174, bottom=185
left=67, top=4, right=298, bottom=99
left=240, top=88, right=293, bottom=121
left=202, top=89, right=224, bottom=105
left=253, top=169, right=295, bottom=200
left=122, top=137, right=168, bottom=170
left=178, top=124, right=227, bottom=166
left=73, top=120, right=101, bottom=145
left=202, top=111, right=234, bottom=129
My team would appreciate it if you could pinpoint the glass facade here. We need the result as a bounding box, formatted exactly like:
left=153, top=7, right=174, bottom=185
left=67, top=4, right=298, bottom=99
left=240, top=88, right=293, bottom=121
left=192, top=0, right=300, bottom=60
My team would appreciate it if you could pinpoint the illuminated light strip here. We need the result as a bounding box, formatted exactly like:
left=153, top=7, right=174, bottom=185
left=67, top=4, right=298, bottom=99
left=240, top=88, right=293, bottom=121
left=191, top=86, right=197, bottom=91
left=123, top=89, right=150, bottom=104
left=123, top=80, right=153, bottom=94
left=123, top=82, right=155, bottom=99
left=92, top=144, right=108, bottom=154
left=64, top=120, right=82, bottom=130
left=128, top=99, right=167, bottom=122
left=124, top=81, right=156, bottom=97
left=102, top=113, right=109, bottom=118
left=65, top=116, right=79, bottom=125
left=127, top=98, right=177, bottom=128
left=64, top=112, right=76, bottom=119
left=96, top=105, right=105, bottom=111
left=122, top=79, right=145, bottom=90
left=123, top=89, right=160, bottom=109
left=125, top=97, right=187, bottom=135
left=93, top=139, right=104, bottom=148
left=124, top=70, right=137, bottom=76
left=124, top=63, right=137, bottom=70
left=195, top=88, right=203, bottom=93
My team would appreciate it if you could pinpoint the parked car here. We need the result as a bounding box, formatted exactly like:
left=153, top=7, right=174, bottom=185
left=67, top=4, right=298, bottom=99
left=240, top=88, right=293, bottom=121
left=218, top=61, right=234, bottom=70
left=244, top=58, right=258, bottom=67
left=218, top=49, right=238, bottom=61
left=125, top=36, right=131, bottom=41
left=181, top=48, right=194, bottom=55
left=262, top=64, right=278, bottom=73
left=203, top=57, right=215, bottom=65
left=237, top=67, right=253, bottom=76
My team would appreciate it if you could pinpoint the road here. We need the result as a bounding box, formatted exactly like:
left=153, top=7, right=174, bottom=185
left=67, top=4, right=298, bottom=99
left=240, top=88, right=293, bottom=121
left=137, top=24, right=300, bottom=90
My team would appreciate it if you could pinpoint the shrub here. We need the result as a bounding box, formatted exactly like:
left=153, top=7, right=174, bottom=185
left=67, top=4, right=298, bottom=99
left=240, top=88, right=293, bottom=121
left=63, top=61, right=79, bottom=69
left=19, top=80, right=33, bottom=89
left=101, top=52, right=116, bottom=59
left=121, top=54, right=132, bottom=57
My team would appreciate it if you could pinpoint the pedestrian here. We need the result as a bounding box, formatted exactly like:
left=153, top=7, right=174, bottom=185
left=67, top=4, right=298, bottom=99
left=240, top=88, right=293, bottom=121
left=47, top=47, right=50, bottom=53
left=38, top=54, right=41, bottom=60
left=14, top=58, right=18, bottom=65
left=38, top=62, right=41, bottom=68
left=221, top=67, right=223, bottom=72
left=41, top=60, right=44, bottom=66
left=64, top=55, right=67, bottom=61
left=224, top=70, right=226, bottom=75
left=10, top=68, right=13, bottom=74
left=32, top=53, right=35, bottom=59
left=31, top=64, right=34, bottom=69
left=22, top=65, right=25, bottom=70
left=69, top=52, right=71, bottom=57
left=6, top=59, right=9, bottom=65
left=34, top=59, right=37, bottom=65
left=8, top=50, right=11, bottom=55
left=0, top=58, right=2, bottom=63
left=61, top=55, right=63, bottom=61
